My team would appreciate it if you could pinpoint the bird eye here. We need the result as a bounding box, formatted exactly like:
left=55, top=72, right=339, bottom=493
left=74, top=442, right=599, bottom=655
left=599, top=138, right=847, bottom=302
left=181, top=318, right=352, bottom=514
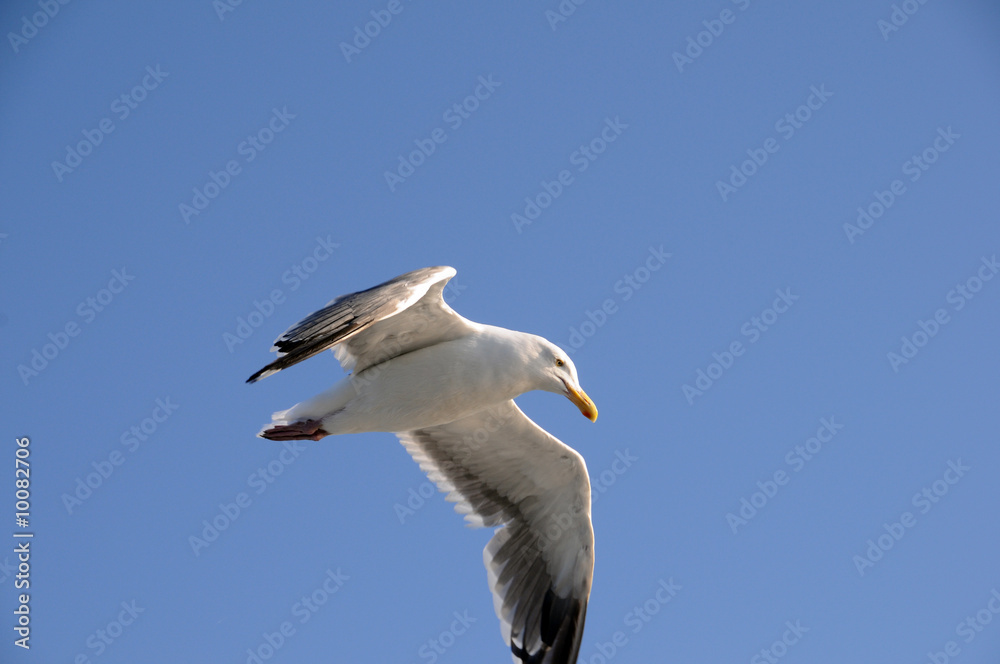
left=555, top=358, right=564, bottom=367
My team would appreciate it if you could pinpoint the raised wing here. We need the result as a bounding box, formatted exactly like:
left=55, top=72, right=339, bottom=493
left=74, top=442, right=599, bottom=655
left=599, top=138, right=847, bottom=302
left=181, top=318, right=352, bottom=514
left=247, top=266, right=476, bottom=383
left=398, top=401, right=594, bottom=664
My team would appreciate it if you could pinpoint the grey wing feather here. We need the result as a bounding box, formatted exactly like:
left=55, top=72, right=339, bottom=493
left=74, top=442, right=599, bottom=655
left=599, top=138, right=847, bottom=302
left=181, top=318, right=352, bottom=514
left=397, top=401, right=594, bottom=664
left=247, top=266, right=474, bottom=382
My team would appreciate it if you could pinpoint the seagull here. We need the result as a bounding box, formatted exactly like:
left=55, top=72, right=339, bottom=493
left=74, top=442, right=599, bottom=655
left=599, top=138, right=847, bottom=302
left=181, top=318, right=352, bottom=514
left=247, top=266, right=597, bottom=664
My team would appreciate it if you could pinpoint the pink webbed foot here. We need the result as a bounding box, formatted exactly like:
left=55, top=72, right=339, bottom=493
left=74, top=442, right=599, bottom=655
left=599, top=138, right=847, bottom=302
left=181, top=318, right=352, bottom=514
left=258, top=419, right=330, bottom=441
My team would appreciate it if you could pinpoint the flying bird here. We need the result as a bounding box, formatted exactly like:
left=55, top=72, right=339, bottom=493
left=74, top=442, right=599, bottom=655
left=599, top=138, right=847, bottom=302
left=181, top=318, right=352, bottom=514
left=247, top=266, right=597, bottom=664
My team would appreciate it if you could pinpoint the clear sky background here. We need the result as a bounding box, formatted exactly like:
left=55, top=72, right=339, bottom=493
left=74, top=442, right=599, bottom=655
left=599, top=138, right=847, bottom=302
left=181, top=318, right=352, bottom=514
left=2, top=1, right=999, bottom=663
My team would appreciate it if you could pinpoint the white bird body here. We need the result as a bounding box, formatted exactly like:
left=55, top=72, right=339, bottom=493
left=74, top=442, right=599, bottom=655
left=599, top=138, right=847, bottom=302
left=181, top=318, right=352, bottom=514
left=274, top=326, right=546, bottom=435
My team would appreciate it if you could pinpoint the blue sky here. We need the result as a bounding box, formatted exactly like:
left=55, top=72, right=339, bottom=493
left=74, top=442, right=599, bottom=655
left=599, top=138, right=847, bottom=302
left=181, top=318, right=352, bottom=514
left=3, top=1, right=999, bottom=662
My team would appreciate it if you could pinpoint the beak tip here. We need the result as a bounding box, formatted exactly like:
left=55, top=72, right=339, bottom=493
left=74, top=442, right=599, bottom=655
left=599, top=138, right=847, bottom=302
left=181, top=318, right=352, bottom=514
left=564, top=382, right=598, bottom=422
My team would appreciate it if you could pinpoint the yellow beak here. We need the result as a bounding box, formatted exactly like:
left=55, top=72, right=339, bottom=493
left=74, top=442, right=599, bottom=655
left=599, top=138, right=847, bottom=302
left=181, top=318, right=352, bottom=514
left=563, top=380, right=598, bottom=422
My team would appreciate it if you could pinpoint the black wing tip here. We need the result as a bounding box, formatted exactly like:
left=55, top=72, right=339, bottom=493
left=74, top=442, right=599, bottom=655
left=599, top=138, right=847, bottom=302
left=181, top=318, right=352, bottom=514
left=246, top=365, right=277, bottom=384
left=511, top=591, right=586, bottom=664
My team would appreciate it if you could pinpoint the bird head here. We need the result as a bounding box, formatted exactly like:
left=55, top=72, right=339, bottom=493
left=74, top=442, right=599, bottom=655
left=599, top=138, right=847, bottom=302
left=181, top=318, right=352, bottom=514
left=533, top=338, right=598, bottom=422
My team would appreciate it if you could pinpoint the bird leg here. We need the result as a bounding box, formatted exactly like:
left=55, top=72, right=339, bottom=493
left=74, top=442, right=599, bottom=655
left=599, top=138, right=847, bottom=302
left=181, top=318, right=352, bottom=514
left=258, top=419, right=329, bottom=441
